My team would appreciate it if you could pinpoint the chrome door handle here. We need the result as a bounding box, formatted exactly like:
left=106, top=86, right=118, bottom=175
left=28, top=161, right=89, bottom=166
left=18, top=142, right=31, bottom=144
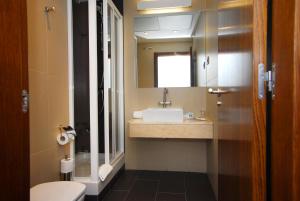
left=208, top=88, right=230, bottom=96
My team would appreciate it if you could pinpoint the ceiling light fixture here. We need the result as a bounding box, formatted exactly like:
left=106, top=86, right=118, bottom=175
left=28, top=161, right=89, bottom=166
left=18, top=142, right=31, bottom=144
left=137, top=0, right=192, bottom=10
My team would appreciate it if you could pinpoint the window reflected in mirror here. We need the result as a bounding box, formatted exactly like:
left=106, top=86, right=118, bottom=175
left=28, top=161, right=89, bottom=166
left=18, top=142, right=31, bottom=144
left=155, top=52, right=191, bottom=87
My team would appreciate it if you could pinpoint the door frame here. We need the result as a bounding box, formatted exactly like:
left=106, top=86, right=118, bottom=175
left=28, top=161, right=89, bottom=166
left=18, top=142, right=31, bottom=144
left=268, top=0, right=300, bottom=200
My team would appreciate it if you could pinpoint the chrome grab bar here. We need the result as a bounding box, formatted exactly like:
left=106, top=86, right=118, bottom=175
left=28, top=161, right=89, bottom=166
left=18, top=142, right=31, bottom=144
left=208, top=88, right=230, bottom=96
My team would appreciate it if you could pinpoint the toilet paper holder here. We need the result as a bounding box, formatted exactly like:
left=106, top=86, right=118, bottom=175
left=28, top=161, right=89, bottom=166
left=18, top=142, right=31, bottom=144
left=57, top=125, right=77, bottom=146
left=59, top=125, right=76, bottom=137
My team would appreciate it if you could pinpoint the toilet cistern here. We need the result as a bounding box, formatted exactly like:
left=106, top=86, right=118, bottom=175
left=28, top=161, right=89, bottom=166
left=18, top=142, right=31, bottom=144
left=159, top=88, right=172, bottom=108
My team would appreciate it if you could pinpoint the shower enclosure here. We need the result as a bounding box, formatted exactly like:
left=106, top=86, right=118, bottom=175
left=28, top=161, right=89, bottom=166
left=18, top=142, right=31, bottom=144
left=67, top=0, right=124, bottom=195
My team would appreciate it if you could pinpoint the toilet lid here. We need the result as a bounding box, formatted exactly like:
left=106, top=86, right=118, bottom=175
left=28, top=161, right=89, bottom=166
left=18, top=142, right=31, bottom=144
left=30, top=181, right=86, bottom=201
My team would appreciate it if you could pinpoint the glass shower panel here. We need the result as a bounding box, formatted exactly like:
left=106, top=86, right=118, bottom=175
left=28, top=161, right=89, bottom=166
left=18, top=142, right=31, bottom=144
left=114, top=15, right=122, bottom=155
left=97, top=1, right=105, bottom=168
left=72, top=0, right=91, bottom=177
left=107, top=7, right=123, bottom=163
left=107, top=5, right=115, bottom=161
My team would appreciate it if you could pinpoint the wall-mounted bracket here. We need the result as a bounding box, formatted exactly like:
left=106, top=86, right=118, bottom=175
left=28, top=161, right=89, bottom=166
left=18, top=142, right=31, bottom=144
left=44, top=6, right=55, bottom=13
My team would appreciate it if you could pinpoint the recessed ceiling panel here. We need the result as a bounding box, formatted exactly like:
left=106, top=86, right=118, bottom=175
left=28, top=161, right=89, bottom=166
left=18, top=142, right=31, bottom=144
left=158, top=15, right=193, bottom=30
left=134, top=17, right=160, bottom=32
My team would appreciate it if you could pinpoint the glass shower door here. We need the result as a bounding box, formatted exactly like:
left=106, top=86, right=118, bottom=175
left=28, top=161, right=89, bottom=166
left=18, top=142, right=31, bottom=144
left=106, top=4, right=114, bottom=163
left=70, top=0, right=123, bottom=185
left=114, top=14, right=124, bottom=156
left=72, top=0, right=91, bottom=178
left=104, top=1, right=124, bottom=165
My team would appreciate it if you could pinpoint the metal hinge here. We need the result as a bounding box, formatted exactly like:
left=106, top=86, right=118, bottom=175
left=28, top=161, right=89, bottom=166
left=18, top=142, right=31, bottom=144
left=258, top=63, right=276, bottom=100
left=22, top=89, right=29, bottom=113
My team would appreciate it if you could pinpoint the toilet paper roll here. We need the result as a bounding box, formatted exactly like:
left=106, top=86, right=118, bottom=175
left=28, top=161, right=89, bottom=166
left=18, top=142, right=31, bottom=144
left=61, top=158, right=74, bottom=173
left=56, top=133, right=69, bottom=145
left=67, top=133, right=75, bottom=141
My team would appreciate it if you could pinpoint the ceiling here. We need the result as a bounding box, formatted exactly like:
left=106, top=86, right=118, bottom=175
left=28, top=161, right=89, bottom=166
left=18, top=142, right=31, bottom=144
left=134, top=12, right=200, bottom=40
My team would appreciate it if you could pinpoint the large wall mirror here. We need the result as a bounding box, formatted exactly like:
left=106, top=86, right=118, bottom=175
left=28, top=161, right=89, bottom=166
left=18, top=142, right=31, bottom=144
left=134, top=11, right=207, bottom=88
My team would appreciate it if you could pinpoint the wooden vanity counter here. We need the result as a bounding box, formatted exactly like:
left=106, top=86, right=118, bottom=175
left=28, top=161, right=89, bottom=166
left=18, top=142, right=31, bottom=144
left=128, top=119, right=213, bottom=139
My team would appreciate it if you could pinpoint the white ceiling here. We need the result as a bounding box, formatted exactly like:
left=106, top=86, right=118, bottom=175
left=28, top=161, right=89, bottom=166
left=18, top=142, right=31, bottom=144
left=134, top=12, right=200, bottom=40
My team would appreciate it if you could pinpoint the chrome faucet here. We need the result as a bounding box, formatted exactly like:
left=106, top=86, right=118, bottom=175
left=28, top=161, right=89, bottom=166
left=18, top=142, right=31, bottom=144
left=159, top=88, right=172, bottom=108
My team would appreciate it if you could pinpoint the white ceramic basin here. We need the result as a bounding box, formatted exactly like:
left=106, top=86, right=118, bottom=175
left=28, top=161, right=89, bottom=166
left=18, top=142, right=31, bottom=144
left=143, top=108, right=184, bottom=123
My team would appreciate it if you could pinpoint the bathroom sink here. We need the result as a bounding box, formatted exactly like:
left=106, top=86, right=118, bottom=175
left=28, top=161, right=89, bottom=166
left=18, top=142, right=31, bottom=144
left=143, top=108, right=184, bottom=123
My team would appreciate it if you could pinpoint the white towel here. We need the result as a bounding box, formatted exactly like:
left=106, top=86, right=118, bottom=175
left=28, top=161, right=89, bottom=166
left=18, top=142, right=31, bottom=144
left=133, top=111, right=143, bottom=119
left=99, top=164, right=113, bottom=181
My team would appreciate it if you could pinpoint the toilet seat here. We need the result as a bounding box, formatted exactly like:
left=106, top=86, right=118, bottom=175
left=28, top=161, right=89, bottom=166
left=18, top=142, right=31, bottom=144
left=30, top=181, right=86, bottom=201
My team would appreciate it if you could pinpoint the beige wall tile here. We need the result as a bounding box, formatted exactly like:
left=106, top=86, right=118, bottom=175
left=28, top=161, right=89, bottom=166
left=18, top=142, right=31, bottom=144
left=47, top=75, right=69, bottom=139
left=28, top=0, right=69, bottom=187
left=47, top=0, right=68, bottom=76
left=186, top=140, right=207, bottom=172
left=165, top=141, right=189, bottom=172
left=29, top=70, right=50, bottom=154
left=135, top=139, right=169, bottom=171
left=27, top=0, right=48, bottom=72
left=30, top=145, right=65, bottom=187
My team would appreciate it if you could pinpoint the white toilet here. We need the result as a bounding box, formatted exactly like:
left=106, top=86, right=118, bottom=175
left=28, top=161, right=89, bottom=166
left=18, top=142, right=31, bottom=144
left=30, top=181, right=86, bottom=201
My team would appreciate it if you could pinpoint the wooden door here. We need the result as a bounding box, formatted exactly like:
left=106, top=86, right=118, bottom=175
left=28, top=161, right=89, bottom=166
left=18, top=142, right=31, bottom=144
left=270, top=0, right=300, bottom=200
left=0, top=1, right=29, bottom=200
left=216, top=0, right=267, bottom=201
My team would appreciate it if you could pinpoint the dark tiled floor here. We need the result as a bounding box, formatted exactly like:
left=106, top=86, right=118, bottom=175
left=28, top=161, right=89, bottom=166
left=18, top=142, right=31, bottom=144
left=100, top=170, right=216, bottom=201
